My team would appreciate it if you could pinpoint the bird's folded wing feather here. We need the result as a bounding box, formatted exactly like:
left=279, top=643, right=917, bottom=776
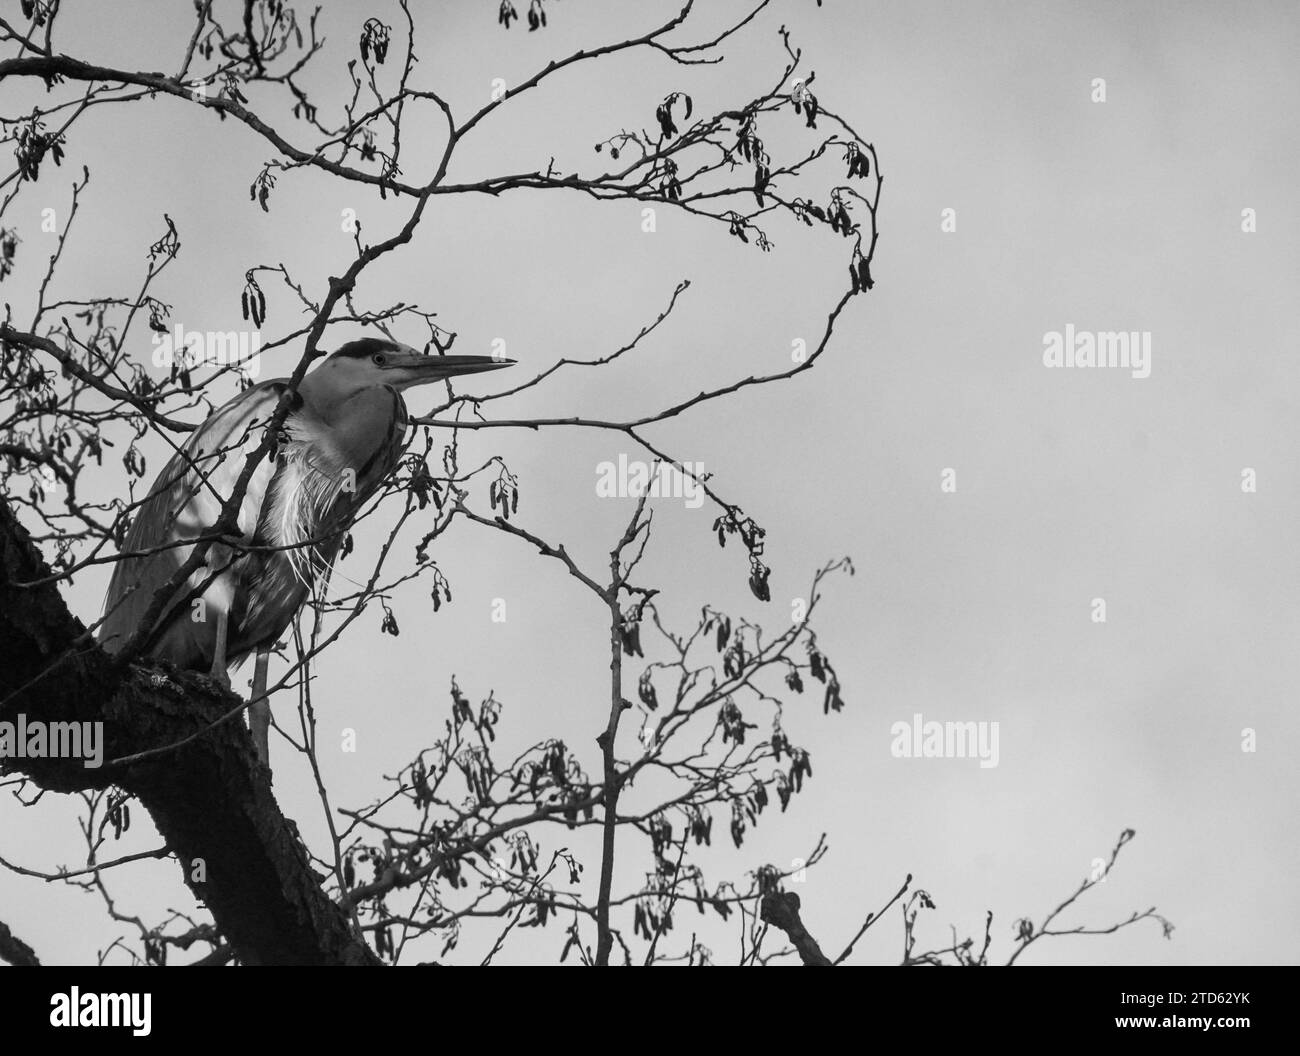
left=100, top=380, right=293, bottom=646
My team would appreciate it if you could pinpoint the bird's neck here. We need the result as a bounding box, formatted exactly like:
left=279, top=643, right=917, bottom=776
left=296, top=383, right=406, bottom=470
left=299, top=377, right=399, bottom=425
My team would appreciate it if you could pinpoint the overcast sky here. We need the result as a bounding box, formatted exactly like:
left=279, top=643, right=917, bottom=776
left=3, top=0, right=1298, bottom=965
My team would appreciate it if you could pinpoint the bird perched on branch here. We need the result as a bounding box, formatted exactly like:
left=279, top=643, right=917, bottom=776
left=99, top=337, right=512, bottom=762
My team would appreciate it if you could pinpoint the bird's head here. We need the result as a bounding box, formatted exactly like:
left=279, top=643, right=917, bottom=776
left=311, top=337, right=514, bottom=395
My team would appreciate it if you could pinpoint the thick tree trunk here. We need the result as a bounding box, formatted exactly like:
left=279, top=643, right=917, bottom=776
left=0, top=499, right=377, bottom=965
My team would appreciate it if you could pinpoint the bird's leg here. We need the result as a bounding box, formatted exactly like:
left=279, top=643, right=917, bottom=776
left=208, top=608, right=231, bottom=690
left=250, top=646, right=271, bottom=766
left=206, top=551, right=237, bottom=690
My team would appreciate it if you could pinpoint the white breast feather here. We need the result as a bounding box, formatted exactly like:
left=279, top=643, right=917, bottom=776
left=264, top=428, right=350, bottom=589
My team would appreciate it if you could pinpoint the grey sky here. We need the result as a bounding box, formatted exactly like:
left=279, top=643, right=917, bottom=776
left=2, top=0, right=1297, bottom=965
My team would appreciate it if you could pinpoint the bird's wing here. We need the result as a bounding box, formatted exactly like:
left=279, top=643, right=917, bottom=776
left=99, top=379, right=292, bottom=657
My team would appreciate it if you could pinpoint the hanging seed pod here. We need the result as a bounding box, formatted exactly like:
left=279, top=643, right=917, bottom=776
left=809, top=650, right=826, bottom=683
left=637, top=670, right=658, bottom=710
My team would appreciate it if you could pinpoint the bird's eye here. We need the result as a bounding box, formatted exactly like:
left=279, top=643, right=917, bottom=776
left=372, top=353, right=387, bottom=366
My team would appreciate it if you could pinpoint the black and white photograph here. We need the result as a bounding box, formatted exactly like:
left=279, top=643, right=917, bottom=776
left=0, top=0, right=1290, bottom=1027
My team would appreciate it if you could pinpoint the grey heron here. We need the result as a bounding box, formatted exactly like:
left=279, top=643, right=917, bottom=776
left=99, top=337, right=512, bottom=763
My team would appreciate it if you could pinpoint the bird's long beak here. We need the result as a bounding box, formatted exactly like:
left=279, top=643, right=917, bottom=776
left=387, top=352, right=515, bottom=388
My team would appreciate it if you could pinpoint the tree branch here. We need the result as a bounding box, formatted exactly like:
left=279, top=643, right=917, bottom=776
left=0, top=917, right=40, bottom=966
left=0, top=497, right=378, bottom=965
left=759, top=891, right=831, bottom=966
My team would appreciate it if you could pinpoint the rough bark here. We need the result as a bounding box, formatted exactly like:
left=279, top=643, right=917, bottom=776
left=0, top=918, right=40, bottom=966
left=760, top=891, right=833, bottom=966
left=0, top=498, right=377, bottom=965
